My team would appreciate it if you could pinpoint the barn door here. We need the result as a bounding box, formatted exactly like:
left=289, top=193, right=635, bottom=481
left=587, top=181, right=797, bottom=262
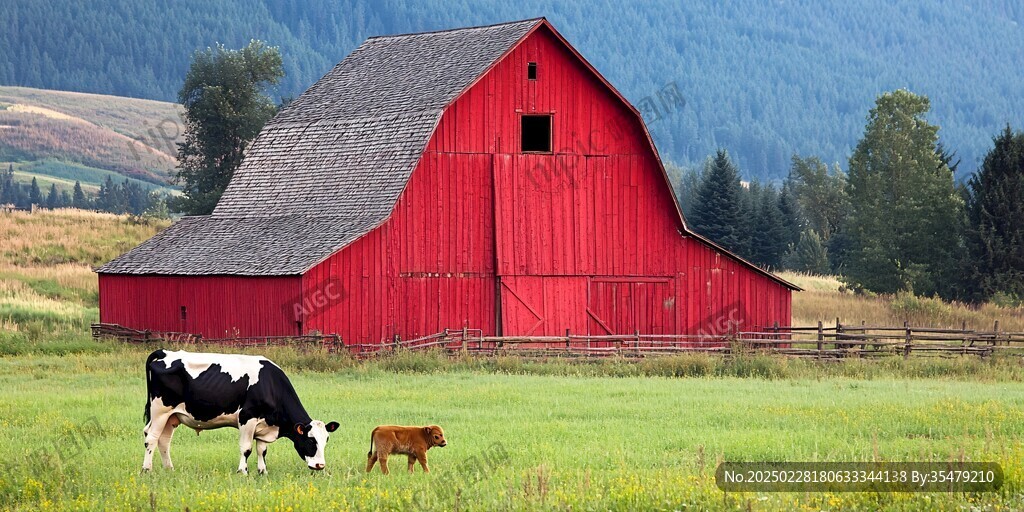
left=587, top=278, right=676, bottom=335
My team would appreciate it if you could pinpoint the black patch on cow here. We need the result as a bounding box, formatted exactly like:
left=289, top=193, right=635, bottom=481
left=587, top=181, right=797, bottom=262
left=243, top=449, right=252, bottom=459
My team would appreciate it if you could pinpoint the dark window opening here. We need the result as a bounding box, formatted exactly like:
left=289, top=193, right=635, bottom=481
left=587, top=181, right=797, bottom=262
left=521, top=115, right=552, bottom=153
left=527, top=62, right=537, bottom=80
left=180, top=306, right=187, bottom=320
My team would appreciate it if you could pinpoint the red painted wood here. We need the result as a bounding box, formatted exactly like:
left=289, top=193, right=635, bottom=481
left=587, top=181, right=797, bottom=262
left=100, top=23, right=792, bottom=343
left=98, top=274, right=301, bottom=337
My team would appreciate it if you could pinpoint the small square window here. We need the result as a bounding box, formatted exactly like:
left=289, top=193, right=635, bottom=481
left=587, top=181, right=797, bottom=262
left=527, top=62, right=537, bottom=80
left=180, top=306, right=187, bottom=320
left=521, top=115, right=552, bottom=153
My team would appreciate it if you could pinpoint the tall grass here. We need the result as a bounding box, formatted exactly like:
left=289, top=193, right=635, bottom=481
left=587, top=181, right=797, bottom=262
left=0, top=209, right=168, bottom=334
left=777, top=271, right=1024, bottom=331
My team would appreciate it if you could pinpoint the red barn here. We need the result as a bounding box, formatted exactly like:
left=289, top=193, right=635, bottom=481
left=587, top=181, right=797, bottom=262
left=97, top=18, right=798, bottom=344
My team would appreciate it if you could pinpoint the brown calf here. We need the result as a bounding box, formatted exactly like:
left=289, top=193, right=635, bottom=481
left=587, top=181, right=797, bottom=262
left=366, top=425, right=447, bottom=474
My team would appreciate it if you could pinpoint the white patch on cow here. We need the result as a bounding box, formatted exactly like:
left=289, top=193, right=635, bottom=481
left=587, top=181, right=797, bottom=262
left=160, top=350, right=275, bottom=385
left=305, top=420, right=331, bottom=469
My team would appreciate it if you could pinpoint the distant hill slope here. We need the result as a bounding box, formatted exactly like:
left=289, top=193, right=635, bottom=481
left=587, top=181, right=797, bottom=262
left=2, top=1, right=1023, bottom=179
left=0, top=86, right=182, bottom=187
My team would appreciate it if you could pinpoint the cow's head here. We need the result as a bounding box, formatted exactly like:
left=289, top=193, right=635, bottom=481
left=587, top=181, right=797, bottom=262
left=425, top=425, right=447, bottom=448
left=293, top=420, right=339, bottom=470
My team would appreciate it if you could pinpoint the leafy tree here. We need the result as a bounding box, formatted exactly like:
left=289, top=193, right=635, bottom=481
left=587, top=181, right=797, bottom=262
left=963, top=126, right=1024, bottom=301
left=28, top=177, right=42, bottom=206
left=689, top=150, right=746, bottom=255
left=172, top=40, right=284, bottom=215
left=751, top=185, right=788, bottom=268
left=72, top=180, right=88, bottom=209
left=841, top=90, right=964, bottom=297
left=45, top=183, right=59, bottom=209
left=783, top=229, right=830, bottom=274
left=786, top=155, right=848, bottom=241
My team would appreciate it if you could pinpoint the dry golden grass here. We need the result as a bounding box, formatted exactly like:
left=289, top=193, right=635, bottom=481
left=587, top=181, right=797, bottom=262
left=0, top=209, right=168, bottom=333
left=777, top=271, right=1024, bottom=331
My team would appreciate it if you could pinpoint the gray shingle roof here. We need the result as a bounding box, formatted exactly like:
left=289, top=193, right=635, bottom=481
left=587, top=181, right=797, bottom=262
left=97, top=18, right=542, bottom=275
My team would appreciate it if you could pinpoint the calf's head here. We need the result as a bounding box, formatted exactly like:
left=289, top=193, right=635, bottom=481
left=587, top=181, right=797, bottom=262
left=425, top=425, right=447, bottom=447
left=293, top=420, right=340, bottom=470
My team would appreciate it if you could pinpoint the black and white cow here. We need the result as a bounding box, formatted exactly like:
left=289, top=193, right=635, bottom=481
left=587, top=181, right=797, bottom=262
left=142, top=349, right=339, bottom=474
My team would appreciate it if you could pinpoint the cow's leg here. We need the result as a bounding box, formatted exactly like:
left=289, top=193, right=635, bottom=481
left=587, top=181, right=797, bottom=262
left=417, top=452, right=430, bottom=473
left=157, top=415, right=180, bottom=469
left=407, top=455, right=416, bottom=473
left=366, top=452, right=378, bottom=473
left=143, top=399, right=174, bottom=471
left=378, top=452, right=390, bottom=475
left=237, top=418, right=258, bottom=475
left=256, top=440, right=269, bottom=475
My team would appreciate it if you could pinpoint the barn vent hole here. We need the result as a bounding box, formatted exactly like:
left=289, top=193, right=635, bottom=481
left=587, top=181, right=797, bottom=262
left=521, top=115, right=552, bottom=153
left=527, top=62, right=537, bottom=80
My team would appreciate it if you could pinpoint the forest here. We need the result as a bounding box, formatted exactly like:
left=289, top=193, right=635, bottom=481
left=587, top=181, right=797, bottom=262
left=2, top=0, right=1023, bottom=180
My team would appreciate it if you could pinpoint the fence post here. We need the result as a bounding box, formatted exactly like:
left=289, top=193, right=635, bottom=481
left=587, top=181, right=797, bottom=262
left=635, top=329, right=641, bottom=357
left=994, top=320, right=1000, bottom=347
left=903, top=321, right=912, bottom=359
left=773, top=321, right=780, bottom=350
left=817, top=320, right=824, bottom=358
left=835, top=318, right=842, bottom=350
left=392, top=334, right=400, bottom=352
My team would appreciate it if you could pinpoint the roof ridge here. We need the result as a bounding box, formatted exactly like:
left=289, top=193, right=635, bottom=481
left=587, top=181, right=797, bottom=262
left=365, top=17, right=544, bottom=40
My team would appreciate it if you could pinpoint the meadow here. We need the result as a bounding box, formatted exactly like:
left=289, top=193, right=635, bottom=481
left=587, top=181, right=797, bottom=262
left=3, top=346, right=1024, bottom=511
left=4, top=209, right=1024, bottom=510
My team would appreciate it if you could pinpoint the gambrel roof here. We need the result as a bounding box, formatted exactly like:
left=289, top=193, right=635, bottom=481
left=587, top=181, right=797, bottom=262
left=98, top=18, right=541, bottom=275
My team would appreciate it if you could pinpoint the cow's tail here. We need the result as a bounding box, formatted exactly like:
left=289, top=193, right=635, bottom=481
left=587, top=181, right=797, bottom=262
left=143, top=349, right=164, bottom=423
left=368, top=428, right=376, bottom=457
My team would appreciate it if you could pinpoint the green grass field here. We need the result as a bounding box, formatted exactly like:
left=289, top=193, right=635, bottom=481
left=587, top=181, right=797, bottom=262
left=1, top=346, right=1024, bottom=511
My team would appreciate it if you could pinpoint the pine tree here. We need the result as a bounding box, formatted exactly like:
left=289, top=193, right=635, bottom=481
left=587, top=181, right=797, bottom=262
left=28, top=177, right=42, bottom=206
left=751, top=185, right=788, bottom=268
left=45, top=183, right=59, bottom=209
left=964, top=126, right=1024, bottom=301
left=59, top=190, right=72, bottom=208
left=72, top=181, right=88, bottom=209
left=690, top=150, right=746, bottom=254
left=842, top=90, right=964, bottom=297
left=783, top=229, right=830, bottom=274
left=0, top=164, right=16, bottom=205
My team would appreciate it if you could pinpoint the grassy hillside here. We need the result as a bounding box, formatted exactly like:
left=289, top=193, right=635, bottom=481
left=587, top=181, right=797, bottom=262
left=0, top=86, right=182, bottom=187
left=0, top=209, right=169, bottom=336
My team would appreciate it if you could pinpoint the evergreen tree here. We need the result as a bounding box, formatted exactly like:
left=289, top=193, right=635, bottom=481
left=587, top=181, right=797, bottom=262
left=0, top=164, right=16, bottom=205
left=28, top=177, right=42, bottom=206
left=690, top=150, right=746, bottom=254
left=776, top=183, right=802, bottom=250
left=842, top=90, right=964, bottom=297
left=751, top=185, right=788, bottom=268
left=45, top=183, right=59, bottom=209
left=783, top=229, right=830, bottom=274
left=786, top=155, right=848, bottom=241
left=59, top=190, right=72, bottom=208
left=72, top=180, right=88, bottom=209
left=964, top=126, right=1024, bottom=301
left=172, top=40, right=284, bottom=215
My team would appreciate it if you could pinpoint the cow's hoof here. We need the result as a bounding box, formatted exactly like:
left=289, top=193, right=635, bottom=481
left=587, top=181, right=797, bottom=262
left=258, top=469, right=267, bottom=475
left=237, top=469, right=248, bottom=475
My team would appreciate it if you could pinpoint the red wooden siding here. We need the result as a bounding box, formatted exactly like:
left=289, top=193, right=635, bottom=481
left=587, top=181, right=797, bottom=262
left=98, top=274, right=300, bottom=337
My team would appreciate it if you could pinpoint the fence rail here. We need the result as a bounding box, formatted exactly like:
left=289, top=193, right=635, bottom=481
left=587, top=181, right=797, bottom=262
left=91, top=320, right=1024, bottom=359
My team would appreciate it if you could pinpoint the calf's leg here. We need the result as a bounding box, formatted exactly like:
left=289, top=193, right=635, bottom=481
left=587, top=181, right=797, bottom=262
left=366, top=452, right=378, bottom=473
left=378, top=452, right=390, bottom=475
left=417, top=452, right=430, bottom=473
left=407, top=455, right=416, bottom=473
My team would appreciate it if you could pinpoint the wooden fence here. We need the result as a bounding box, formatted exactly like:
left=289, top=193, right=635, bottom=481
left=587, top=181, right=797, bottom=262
left=92, top=320, right=1024, bottom=359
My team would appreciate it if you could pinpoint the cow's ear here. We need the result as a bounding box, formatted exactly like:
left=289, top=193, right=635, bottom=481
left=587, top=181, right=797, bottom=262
left=424, top=426, right=432, bottom=436
left=326, top=421, right=339, bottom=432
left=294, top=423, right=305, bottom=435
